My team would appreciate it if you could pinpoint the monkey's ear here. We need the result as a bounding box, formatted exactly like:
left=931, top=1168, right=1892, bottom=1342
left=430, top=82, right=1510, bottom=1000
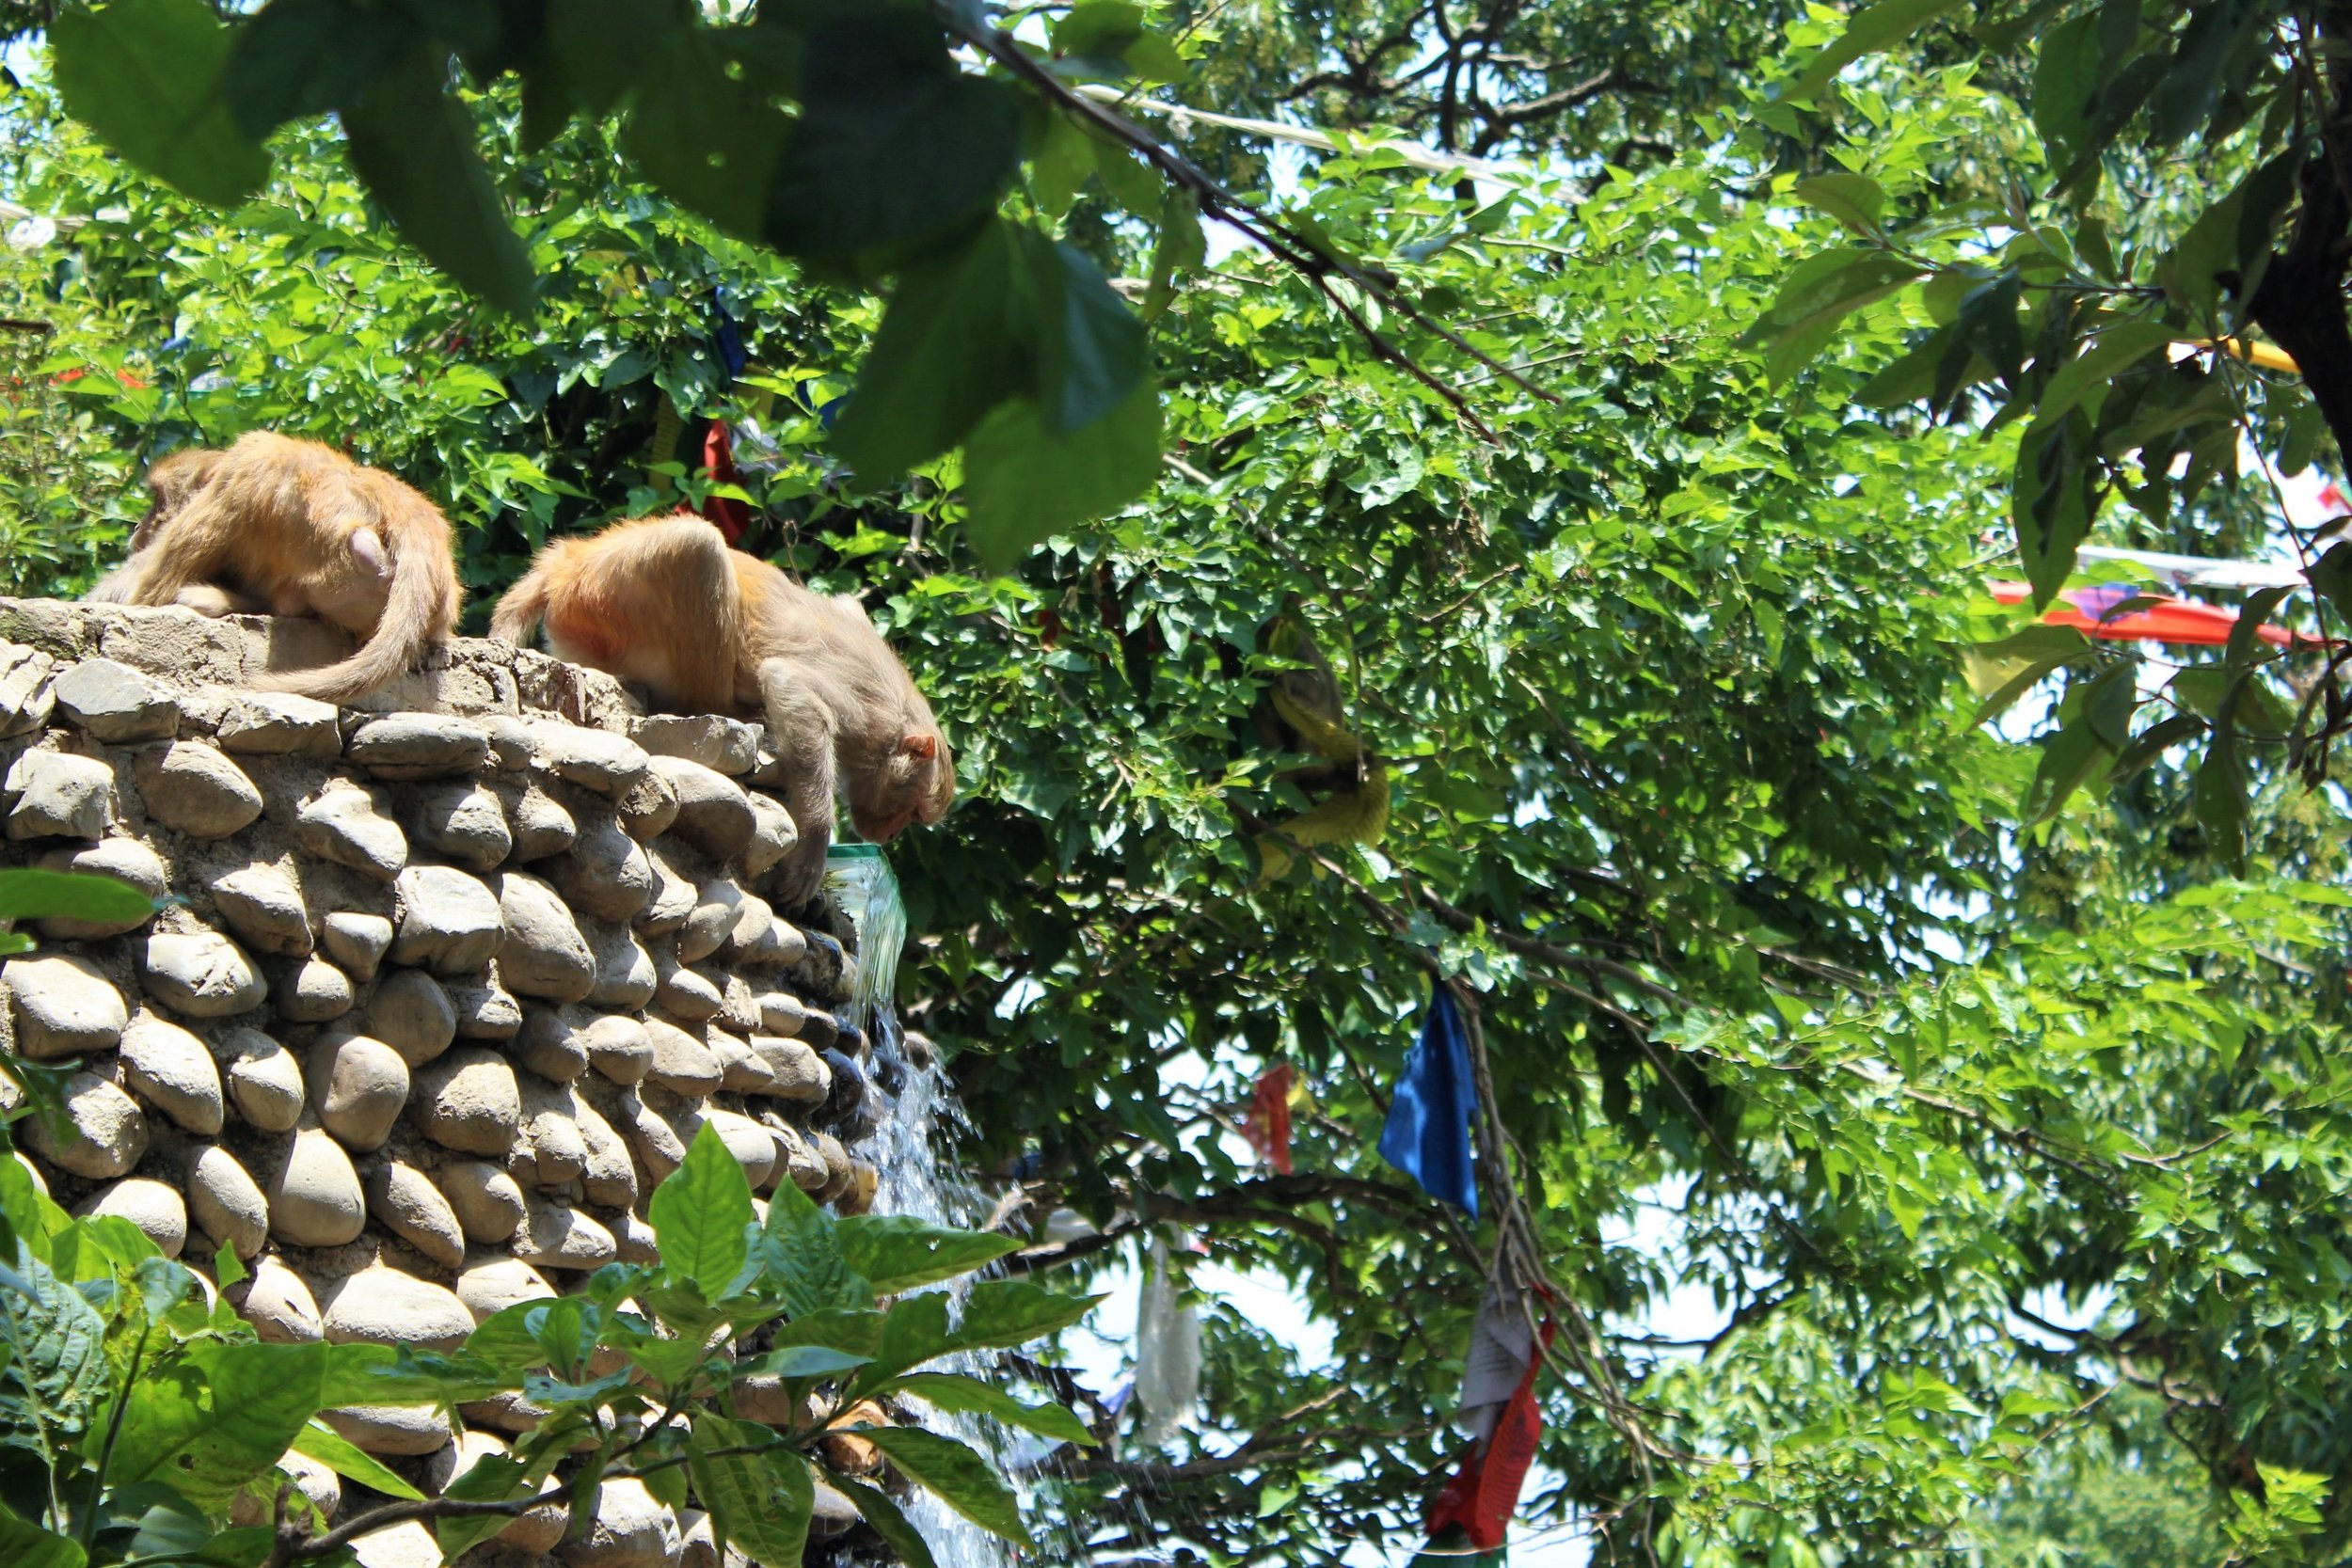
left=900, top=732, right=939, bottom=762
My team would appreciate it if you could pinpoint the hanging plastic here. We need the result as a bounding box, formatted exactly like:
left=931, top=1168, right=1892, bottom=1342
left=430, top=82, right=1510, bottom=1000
left=1134, top=1234, right=1201, bottom=1445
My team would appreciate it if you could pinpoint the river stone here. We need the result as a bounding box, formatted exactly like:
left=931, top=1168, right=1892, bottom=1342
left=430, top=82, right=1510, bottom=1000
left=141, top=928, right=265, bottom=1017
left=318, top=913, right=394, bottom=982
left=754, top=990, right=807, bottom=1037
left=516, top=1005, right=590, bottom=1082
left=582, top=1015, right=654, bottom=1085
left=813, top=1132, right=855, bottom=1203
left=615, top=763, right=678, bottom=840
left=642, top=1019, right=723, bottom=1096
left=5, top=749, right=113, bottom=841
left=349, top=1520, right=441, bottom=1568
left=53, top=657, right=176, bottom=741
left=629, top=714, right=759, bottom=776
left=676, top=880, right=739, bottom=967
left=656, top=757, right=755, bottom=861
left=0, top=644, right=55, bottom=739
left=482, top=715, right=534, bottom=769
left=135, top=741, right=263, bottom=838
left=23, top=1070, right=142, bottom=1178
left=322, top=1264, right=473, bottom=1351
left=723, top=895, right=798, bottom=969
left=704, top=1109, right=777, bottom=1190
left=585, top=922, right=658, bottom=1008
left=294, top=785, right=408, bottom=882
left=426, top=1431, right=568, bottom=1553
left=636, top=864, right=699, bottom=951
left=754, top=1037, right=829, bottom=1103
left=212, top=863, right=312, bottom=956
left=266, top=1127, right=366, bottom=1245
left=517, top=1077, right=590, bottom=1186
left=355, top=969, right=453, bottom=1066
left=119, top=1015, right=225, bottom=1132
left=707, top=1032, right=772, bottom=1095
left=810, top=1480, right=861, bottom=1540
left=611, top=1209, right=659, bottom=1265
left=271, top=1448, right=341, bottom=1525
left=321, top=1404, right=452, bottom=1457
left=548, top=818, right=655, bottom=923
left=767, top=1119, right=828, bottom=1195
left=529, top=721, right=649, bottom=796
left=497, top=871, right=596, bottom=1002
left=275, top=957, right=355, bottom=1023
left=76, top=1177, right=185, bottom=1257
left=188, top=1145, right=270, bottom=1258
left=306, top=1034, right=407, bottom=1151
left=387, top=865, right=505, bottom=974
left=612, top=1088, right=686, bottom=1182
left=5, top=953, right=128, bottom=1058
left=448, top=970, right=526, bottom=1038
left=455, top=1258, right=557, bottom=1323
left=436, top=1159, right=528, bottom=1243
left=796, top=1009, right=839, bottom=1052
left=516, top=1196, right=616, bottom=1271
left=505, top=782, right=579, bottom=861
left=411, top=780, right=513, bottom=870
left=743, top=792, right=797, bottom=878
left=576, top=1098, right=636, bottom=1208
left=215, top=690, right=339, bottom=755
left=652, top=957, right=723, bottom=1023
left=714, top=974, right=759, bottom=1037
left=236, top=1257, right=324, bottom=1343
left=366, top=1160, right=467, bottom=1269
left=347, top=713, right=492, bottom=781
left=35, top=837, right=166, bottom=939
left=220, top=1028, right=305, bottom=1132
left=413, top=1048, right=522, bottom=1156
left=843, top=1161, right=879, bottom=1215
left=561, top=1477, right=679, bottom=1568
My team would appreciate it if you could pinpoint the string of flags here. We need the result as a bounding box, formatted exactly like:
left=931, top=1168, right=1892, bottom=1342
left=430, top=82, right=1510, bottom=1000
left=1417, top=1280, right=1556, bottom=1563
left=1988, top=579, right=2324, bottom=647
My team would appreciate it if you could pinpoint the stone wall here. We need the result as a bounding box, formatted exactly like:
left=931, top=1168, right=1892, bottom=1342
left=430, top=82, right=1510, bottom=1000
left=0, top=598, right=897, bottom=1567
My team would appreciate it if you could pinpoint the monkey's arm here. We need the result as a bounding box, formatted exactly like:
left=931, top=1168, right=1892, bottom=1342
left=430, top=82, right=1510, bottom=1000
left=756, top=656, right=839, bottom=908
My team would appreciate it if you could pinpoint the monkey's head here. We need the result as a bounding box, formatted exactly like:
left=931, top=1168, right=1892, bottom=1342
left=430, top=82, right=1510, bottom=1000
left=850, top=727, right=955, bottom=843
left=127, top=448, right=227, bottom=555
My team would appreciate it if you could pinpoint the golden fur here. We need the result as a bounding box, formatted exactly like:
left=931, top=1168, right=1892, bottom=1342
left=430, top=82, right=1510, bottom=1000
left=491, top=515, right=953, bottom=904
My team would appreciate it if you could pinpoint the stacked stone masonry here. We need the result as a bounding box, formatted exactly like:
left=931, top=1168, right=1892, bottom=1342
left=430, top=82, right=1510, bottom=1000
left=0, top=598, right=896, bottom=1568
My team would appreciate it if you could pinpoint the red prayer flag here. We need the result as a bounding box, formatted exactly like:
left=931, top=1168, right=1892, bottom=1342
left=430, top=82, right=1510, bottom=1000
left=1423, top=1313, right=1554, bottom=1551
left=1989, top=580, right=2319, bottom=648
left=696, top=418, right=750, bottom=543
left=1244, top=1063, right=1294, bottom=1175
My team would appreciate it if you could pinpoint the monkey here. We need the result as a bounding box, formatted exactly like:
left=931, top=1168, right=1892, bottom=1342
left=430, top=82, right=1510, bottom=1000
left=490, top=515, right=953, bottom=906
left=89, top=432, right=463, bottom=703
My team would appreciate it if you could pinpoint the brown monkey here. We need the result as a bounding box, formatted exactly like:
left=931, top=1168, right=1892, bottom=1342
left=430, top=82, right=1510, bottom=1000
left=490, top=516, right=953, bottom=905
left=91, top=433, right=462, bottom=703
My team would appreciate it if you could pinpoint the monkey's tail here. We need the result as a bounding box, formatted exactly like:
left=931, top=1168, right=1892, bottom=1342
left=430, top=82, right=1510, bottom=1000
left=488, top=562, right=552, bottom=646
left=265, top=540, right=454, bottom=704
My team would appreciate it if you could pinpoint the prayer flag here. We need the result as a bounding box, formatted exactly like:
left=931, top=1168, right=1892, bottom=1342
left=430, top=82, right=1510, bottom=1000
left=1422, top=1306, right=1554, bottom=1553
left=1245, top=1063, right=1295, bottom=1175
left=1378, top=988, right=1480, bottom=1216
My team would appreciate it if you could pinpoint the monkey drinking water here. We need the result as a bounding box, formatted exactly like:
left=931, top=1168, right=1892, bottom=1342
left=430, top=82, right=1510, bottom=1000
left=489, top=516, right=954, bottom=906
left=89, top=433, right=462, bottom=703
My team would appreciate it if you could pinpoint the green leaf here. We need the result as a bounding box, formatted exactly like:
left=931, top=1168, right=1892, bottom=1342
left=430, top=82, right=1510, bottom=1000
left=745, top=1175, right=869, bottom=1317
left=832, top=219, right=1028, bottom=483
left=1788, top=0, right=1966, bottom=99
left=1035, top=238, right=1151, bottom=437
left=650, top=1123, right=755, bottom=1298
left=2112, top=712, right=2207, bottom=781
left=0, top=869, right=155, bottom=927
left=1090, top=138, right=1163, bottom=217
left=0, top=1255, right=109, bottom=1445
left=1145, top=185, right=1207, bottom=320
left=1793, top=172, right=1887, bottom=236
left=110, top=1340, right=328, bottom=1506
left=962, top=384, right=1161, bottom=568
left=51, top=0, right=270, bottom=207
left=1967, top=624, right=2092, bottom=724
left=2030, top=321, right=2178, bottom=429
left=0, top=1499, right=84, bottom=1568
left=881, top=1374, right=1097, bottom=1446
left=2195, top=698, right=2248, bottom=870
left=689, top=1412, right=813, bottom=1566
left=549, top=0, right=686, bottom=114
left=949, top=1280, right=1104, bottom=1352
left=858, top=1427, right=1033, bottom=1545
left=734, top=1344, right=872, bottom=1381
left=341, top=47, right=535, bottom=317
left=765, top=1307, right=885, bottom=1359
left=1029, top=114, right=1096, bottom=220
left=854, top=1290, right=952, bottom=1394
left=219, top=0, right=413, bottom=138
left=2022, top=713, right=2113, bottom=826
left=2031, top=11, right=2100, bottom=169
left=623, top=29, right=796, bottom=241
left=2012, top=412, right=2098, bottom=608
left=289, top=1418, right=427, bottom=1502
left=835, top=1215, right=1022, bottom=1294
left=2311, top=543, right=2352, bottom=626
left=1743, top=249, right=1922, bottom=387
left=763, top=8, right=1023, bottom=272
left=434, top=1453, right=532, bottom=1559
left=832, top=1475, right=938, bottom=1566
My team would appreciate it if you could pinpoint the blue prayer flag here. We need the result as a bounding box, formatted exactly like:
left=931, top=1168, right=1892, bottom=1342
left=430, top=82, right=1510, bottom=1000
left=1379, top=987, right=1480, bottom=1216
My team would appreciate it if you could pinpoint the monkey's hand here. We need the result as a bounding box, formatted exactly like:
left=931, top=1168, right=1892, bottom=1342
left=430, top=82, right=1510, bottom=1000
left=774, top=820, right=834, bottom=910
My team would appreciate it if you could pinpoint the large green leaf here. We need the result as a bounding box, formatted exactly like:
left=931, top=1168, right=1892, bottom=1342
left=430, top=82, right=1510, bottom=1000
left=688, top=1412, right=812, bottom=1566
left=341, top=47, right=535, bottom=317
left=219, top=0, right=414, bottom=138
left=51, top=0, right=270, bottom=207
left=763, top=7, right=1023, bottom=270
left=434, top=1452, right=532, bottom=1559
left=835, top=1214, right=1022, bottom=1294
left=109, top=1340, right=327, bottom=1506
left=858, top=1426, right=1033, bottom=1545
left=826, top=1472, right=936, bottom=1568
left=852, top=1290, right=951, bottom=1395
left=1032, top=237, right=1150, bottom=438
left=1744, top=249, right=1922, bottom=387
left=832, top=219, right=1031, bottom=483
left=745, top=1178, right=870, bottom=1317
left=649, top=1123, right=755, bottom=1298
left=0, top=1257, right=108, bottom=1448
left=882, top=1373, right=1097, bottom=1446
left=0, top=1500, right=84, bottom=1568
left=962, top=384, right=1161, bottom=568
left=623, top=29, right=797, bottom=241
left=288, top=1418, right=426, bottom=1502
left=1788, top=0, right=1966, bottom=99
left=949, top=1279, right=1104, bottom=1352
left=0, top=869, right=156, bottom=927
left=549, top=0, right=687, bottom=114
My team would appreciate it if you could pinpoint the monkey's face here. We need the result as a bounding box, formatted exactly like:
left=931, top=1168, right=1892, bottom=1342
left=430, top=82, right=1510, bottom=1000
left=129, top=448, right=228, bottom=555
left=850, top=730, right=954, bottom=842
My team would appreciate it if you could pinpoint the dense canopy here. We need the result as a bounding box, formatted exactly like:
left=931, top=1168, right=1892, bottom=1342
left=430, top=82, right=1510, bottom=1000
left=10, top=0, right=2352, bottom=1563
